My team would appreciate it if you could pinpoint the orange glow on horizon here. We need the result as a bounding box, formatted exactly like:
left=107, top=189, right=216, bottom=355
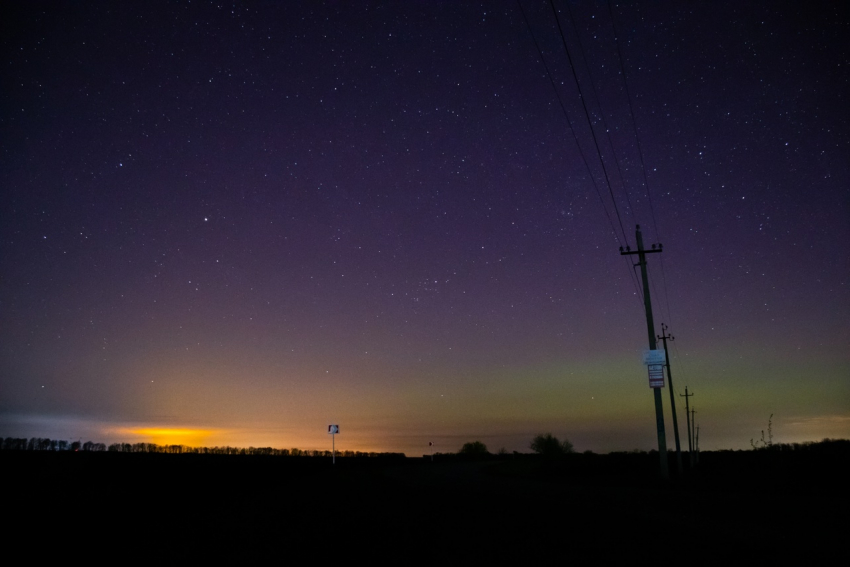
left=123, top=427, right=216, bottom=447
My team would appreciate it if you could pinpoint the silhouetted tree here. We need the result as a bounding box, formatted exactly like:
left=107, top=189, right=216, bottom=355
left=530, top=433, right=574, bottom=456
left=459, top=441, right=488, bottom=455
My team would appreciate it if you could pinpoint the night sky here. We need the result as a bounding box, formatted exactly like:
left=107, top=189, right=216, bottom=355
left=2, top=1, right=848, bottom=455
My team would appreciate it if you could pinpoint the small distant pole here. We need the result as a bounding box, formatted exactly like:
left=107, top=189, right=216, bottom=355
left=691, top=409, right=698, bottom=465
left=429, top=441, right=434, bottom=462
left=695, top=423, right=700, bottom=464
left=328, top=424, right=339, bottom=465
left=680, top=387, right=694, bottom=466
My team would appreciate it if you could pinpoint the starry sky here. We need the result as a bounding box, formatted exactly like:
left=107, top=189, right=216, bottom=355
left=2, top=1, right=848, bottom=455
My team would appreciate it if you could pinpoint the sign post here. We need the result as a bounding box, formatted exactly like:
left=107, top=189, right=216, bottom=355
left=328, top=424, right=339, bottom=464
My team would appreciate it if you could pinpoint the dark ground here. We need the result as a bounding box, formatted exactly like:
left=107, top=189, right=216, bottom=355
left=5, top=445, right=847, bottom=563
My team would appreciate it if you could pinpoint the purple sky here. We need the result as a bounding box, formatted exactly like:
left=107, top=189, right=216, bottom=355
left=2, top=1, right=847, bottom=455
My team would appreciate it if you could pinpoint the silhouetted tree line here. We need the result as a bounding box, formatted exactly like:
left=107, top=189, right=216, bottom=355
left=1, top=437, right=107, bottom=452
left=746, top=438, right=850, bottom=453
left=443, top=436, right=849, bottom=459
left=530, top=433, right=574, bottom=456
left=0, top=437, right=403, bottom=458
left=5, top=435, right=845, bottom=457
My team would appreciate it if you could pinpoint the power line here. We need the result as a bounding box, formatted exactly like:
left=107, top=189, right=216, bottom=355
left=548, top=0, right=629, bottom=246
left=670, top=336, right=687, bottom=386
left=648, top=266, right=669, bottom=328
left=607, top=0, right=659, bottom=244
left=516, top=0, right=624, bottom=250
left=517, top=0, right=643, bottom=306
left=606, top=0, right=678, bottom=325
left=561, top=0, right=636, bottom=224
left=561, top=1, right=646, bottom=308
left=659, top=255, right=674, bottom=327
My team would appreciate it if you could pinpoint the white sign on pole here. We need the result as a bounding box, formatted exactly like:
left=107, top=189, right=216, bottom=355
left=648, top=364, right=665, bottom=388
left=643, top=349, right=666, bottom=366
left=328, top=424, right=339, bottom=434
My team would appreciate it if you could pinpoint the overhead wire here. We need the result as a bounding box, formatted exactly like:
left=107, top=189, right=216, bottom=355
left=551, top=1, right=694, bottom=415
left=547, top=0, right=629, bottom=247
left=669, top=334, right=692, bottom=400
left=516, top=0, right=644, bottom=305
left=606, top=0, right=657, bottom=244
left=648, top=266, right=669, bottom=329
left=606, top=0, right=678, bottom=326
left=658, top=256, right=674, bottom=326
left=558, top=0, right=645, bottom=308
left=520, top=2, right=693, bottom=406
left=562, top=0, right=636, bottom=223
left=515, top=0, right=624, bottom=251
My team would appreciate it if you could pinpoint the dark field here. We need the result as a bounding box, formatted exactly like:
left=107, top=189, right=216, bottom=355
left=6, top=445, right=847, bottom=562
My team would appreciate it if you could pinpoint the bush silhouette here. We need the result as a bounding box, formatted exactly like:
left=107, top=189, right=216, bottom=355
left=530, top=433, right=574, bottom=456
left=459, top=441, right=489, bottom=455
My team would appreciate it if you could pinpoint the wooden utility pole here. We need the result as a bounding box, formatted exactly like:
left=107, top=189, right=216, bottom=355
left=695, top=423, right=700, bottom=464
left=691, top=408, right=697, bottom=465
left=680, top=387, right=694, bottom=466
left=620, top=224, right=668, bottom=479
left=679, top=386, right=694, bottom=468
left=657, top=324, right=682, bottom=475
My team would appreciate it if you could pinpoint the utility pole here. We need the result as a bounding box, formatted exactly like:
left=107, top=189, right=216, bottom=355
left=680, top=387, right=694, bottom=467
left=691, top=408, right=697, bottom=465
left=621, top=224, right=668, bottom=479
left=657, top=324, right=682, bottom=475
left=695, top=423, right=700, bottom=464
